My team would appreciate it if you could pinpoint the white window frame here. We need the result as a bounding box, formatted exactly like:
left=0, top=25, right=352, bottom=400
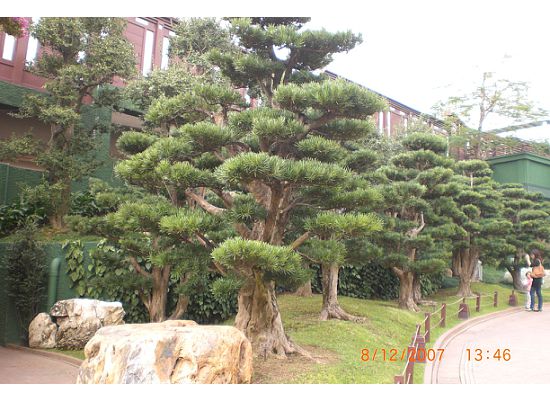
left=142, top=30, right=154, bottom=76
left=161, top=36, right=170, bottom=70
left=24, top=17, right=40, bottom=65
left=2, top=34, right=16, bottom=61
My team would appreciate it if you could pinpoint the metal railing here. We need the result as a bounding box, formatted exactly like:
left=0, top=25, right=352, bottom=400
left=393, top=290, right=516, bottom=384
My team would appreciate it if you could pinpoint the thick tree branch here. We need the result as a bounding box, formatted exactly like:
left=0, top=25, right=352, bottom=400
left=185, top=189, right=226, bottom=215
left=128, top=255, right=152, bottom=279
left=290, top=231, right=310, bottom=250
left=407, top=212, right=425, bottom=238
left=212, top=188, right=234, bottom=208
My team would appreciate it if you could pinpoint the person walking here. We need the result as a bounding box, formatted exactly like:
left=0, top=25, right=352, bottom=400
left=527, top=249, right=544, bottom=312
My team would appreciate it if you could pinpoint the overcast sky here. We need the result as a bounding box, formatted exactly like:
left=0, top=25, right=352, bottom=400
left=306, top=1, right=550, bottom=141
left=7, top=0, right=550, bottom=140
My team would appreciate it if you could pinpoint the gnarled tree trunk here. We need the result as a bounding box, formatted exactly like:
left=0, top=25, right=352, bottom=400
left=294, top=280, right=313, bottom=297
left=412, top=273, right=422, bottom=304
left=506, top=265, right=524, bottom=291
left=453, top=246, right=479, bottom=297
left=49, top=181, right=71, bottom=230
left=235, top=273, right=307, bottom=359
left=146, top=268, right=170, bottom=322
left=392, top=267, right=419, bottom=312
left=319, top=264, right=362, bottom=321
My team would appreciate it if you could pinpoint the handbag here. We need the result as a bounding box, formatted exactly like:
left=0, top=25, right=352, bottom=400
left=532, top=262, right=545, bottom=278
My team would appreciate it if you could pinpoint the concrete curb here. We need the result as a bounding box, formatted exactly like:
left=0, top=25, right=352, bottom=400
left=423, top=306, right=523, bottom=384
left=6, top=344, right=83, bottom=368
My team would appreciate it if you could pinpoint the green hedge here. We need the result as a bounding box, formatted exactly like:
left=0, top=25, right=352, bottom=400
left=308, top=263, right=445, bottom=300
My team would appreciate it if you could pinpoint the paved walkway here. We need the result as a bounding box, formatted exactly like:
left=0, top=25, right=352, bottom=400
left=425, top=307, right=550, bottom=384
left=0, top=346, right=79, bottom=384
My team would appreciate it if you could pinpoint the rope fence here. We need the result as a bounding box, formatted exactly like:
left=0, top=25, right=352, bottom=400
left=393, top=289, right=518, bottom=384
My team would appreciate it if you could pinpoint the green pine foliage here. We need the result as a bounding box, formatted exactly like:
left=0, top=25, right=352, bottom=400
left=497, top=183, right=550, bottom=289
left=374, top=131, right=459, bottom=311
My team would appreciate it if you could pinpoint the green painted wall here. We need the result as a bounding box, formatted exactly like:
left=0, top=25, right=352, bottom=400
left=1, top=107, right=122, bottom=205
left=0, top=80, right=128, bottom=205
left=0, top=163, right=44, bottom=204
left=0, top=241, right=98, bottom=345
left=0, top=81, right=44, bottom=108
left=488, top=153, right=550, bottom=199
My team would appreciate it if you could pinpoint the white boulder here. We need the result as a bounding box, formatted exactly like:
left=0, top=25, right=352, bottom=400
left=77, top=320, right=253, bottom=384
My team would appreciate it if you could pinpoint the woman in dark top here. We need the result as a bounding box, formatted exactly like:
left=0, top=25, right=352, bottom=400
left=529, top=249, right=544, bottom=312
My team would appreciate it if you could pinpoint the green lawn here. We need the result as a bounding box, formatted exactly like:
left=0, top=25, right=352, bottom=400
left=254, top=281, right=524, bottom=384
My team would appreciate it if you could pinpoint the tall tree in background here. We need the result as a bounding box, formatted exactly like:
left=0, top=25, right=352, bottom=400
left=498, top=184, right=550, bottom=290
left=450, top=160, right=512, bottom=296
left=2, top=18, right=135, bottom=229
left=375, top=132, right=460, bottom=311
left=434, top=72, right=547, bottom=159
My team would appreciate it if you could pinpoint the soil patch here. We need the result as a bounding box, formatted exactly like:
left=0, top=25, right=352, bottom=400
left=251, top=344, right=339, bottom=383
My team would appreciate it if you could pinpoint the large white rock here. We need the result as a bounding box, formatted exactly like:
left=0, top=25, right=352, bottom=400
left=28, top=313, right=57, bottom=348
left=28, top=299, right=125, bottom=349
left=77, top=320, right=253, bottom=384
left=51, top=299, right=125, bottom=350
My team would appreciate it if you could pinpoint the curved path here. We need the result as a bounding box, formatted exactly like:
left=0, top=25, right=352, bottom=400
left=0, top=345, right=80, bottom=384
left=425, top=307, right=550, bottom=384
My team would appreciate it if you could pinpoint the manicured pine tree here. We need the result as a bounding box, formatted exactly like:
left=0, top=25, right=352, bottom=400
left=299, top=212, right=383, bottom=321
left=68, top=73, right=244, bottom=322
left=498, top=183, right=550, bottom=290
left=450, top=160, right=513, bottom=296
left=2, top=18, right=135, bottom=229
left=66, top=21, right=240, bottom=322
left=375, top=132, right=460, bottom=311
left=113, top=17, right=385, bottom=358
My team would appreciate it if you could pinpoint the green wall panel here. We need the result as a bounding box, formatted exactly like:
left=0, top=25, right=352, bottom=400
left=488, top=153, right=550, bottom=199
left=0, top=241, right=97, bottom=345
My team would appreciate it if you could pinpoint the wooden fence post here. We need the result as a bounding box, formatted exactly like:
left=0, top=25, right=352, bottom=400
left=405, top=345, right=415, bottom=383
left=476, top=293, right=480, bottom=312
left=458, top=298, right=470, bottom=319
left=494, top=291, right=498, bottom=307
left=509, top=290, right=517, bottom=306
left=424, top=312, right=431, bottom=343
left=415, top=335, right=426, bottom=364
left=441, top=303, right=446, bottom=328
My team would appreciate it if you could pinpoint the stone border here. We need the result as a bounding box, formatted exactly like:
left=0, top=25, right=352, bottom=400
left=6, top=344, right=83, bottom=367
left=423, top=307, right=523, bottom=384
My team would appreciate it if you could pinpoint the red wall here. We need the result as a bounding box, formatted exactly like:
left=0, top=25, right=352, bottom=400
left=0, top=17, right=174, bottom=91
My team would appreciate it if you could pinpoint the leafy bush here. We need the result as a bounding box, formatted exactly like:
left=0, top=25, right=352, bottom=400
left=0, top=199, right=47, bottom=237
left=4, top=223, right=48, bottom=344
left=63, top=240, right=237, bottom=324
left=69, top=191, right=115, bottom=217
left=63, top=239, right=149, bottom=323
left=180, top=272, right=238, bottom=324
left=309, top=263, right=445, bottom=300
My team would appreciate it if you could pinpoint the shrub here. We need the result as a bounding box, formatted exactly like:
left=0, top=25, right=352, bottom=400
left=4, top=223, right=48, bottom=344
left=309, top=263, right=445, bottom=300
left=0, top=199, right=47, bottom=237
left=64, top=240, right=237, bottom=324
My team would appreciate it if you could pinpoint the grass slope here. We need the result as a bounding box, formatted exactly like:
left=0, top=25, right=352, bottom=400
left=254, top=281, right=524, bottom=384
